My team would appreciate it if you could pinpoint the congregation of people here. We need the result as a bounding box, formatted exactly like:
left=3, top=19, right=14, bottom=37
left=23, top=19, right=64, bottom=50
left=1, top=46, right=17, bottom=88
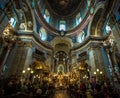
left=0, top=75, right=120, bottom=98
left=0, top=76, right=55, bottom=98
left=68, top=79, right=120, bottom=98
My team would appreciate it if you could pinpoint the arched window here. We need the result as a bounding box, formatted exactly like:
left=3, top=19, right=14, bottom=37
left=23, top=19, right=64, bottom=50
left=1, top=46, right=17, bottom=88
left=105, top=24, right=111, bottom=33
left=77, top=31, right=85, bottom=43
left=76, top=13, right=82, bottom=25
left=39, top=27, right=47, bottom=41
left=59, top=20, right=66, bottom=31
left=44, top=9, right=50, bottom=23
left=9, top=17, right=16, bottom=28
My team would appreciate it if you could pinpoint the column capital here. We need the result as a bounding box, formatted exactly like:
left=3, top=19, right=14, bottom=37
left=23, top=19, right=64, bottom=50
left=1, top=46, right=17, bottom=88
left=88, top=43, right=102, bottom=50
left=18, top=41, right=33, bottom=48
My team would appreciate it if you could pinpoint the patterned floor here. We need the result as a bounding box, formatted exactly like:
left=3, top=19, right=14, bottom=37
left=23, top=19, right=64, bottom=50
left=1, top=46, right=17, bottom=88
left=53, top=90, right=70, bottom=98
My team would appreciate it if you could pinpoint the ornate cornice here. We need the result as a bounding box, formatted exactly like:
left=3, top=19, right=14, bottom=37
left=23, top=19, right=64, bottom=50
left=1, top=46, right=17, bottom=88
left=17, top=31, right=53, bottom=51
left=17, top=41, right=33, bottom=48
left=70, top=34, right=109, bottom=52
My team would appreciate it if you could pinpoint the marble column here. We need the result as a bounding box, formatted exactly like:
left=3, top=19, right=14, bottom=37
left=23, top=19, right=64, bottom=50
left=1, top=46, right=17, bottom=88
left=105, top=48, right=118, bottom=85
left=23, top=43, right=33, bottom=70
left=0, top=39, right=3, bottom=55
left=88, top=46, right=97, bottom=77
left=0, top=42, right=7, bottom=65
left=88, top=43, right=107, bottom=80
left=54, top=58, right=56, bottom=73
left=101, top=46, right=115, bottom=84
left=6, top=42, right=33, bottom=77
left=53, top=58, right=56, bottom=73
left=0, top=46, right=4, bottom=57
left=0, top=43, right=13, bottom=76
left=67, top=59, right=69, bottom=73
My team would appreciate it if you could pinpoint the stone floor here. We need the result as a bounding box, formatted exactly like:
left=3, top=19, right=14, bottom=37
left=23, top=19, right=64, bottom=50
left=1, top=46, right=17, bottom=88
left=53, top=90, right=70, bottom=98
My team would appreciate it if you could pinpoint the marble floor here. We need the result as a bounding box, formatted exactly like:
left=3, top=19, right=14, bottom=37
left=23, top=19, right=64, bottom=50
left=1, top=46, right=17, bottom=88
left=53, top=90, right=70, bottom=98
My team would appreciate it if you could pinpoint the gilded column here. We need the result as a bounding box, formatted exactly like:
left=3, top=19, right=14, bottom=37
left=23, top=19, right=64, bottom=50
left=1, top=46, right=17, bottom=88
left=53, top=57, right=56, bottom=73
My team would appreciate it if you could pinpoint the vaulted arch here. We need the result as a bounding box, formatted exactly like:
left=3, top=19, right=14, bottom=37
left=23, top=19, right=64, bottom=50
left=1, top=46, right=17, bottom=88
left=88, top=2, right=104, bottom=36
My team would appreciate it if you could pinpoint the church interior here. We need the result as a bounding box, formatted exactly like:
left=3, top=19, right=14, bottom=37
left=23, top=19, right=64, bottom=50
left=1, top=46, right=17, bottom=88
left=0, top=0, right=120, bottom=98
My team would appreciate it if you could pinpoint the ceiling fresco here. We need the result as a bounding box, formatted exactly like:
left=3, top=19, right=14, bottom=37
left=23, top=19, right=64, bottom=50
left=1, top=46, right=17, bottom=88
left=47, top=0, right=81, bottom=16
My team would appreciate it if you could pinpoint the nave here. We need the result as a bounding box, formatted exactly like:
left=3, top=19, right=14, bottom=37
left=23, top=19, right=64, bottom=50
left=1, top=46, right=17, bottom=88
left=0, top=0, right=120, bottom=98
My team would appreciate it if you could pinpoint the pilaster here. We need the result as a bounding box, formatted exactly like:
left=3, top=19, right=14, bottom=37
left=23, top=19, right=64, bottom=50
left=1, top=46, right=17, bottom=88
left=110, top=14, right=120, bottom=53
left=88, top=43, right=107, bottom=80
left=0, top=43, right=13, bottom=77
left=6, top=41, right=33, bottom=77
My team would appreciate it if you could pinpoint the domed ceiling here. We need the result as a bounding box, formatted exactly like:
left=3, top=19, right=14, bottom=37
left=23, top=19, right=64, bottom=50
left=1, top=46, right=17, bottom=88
left=47, top=0, right=81, bottom=16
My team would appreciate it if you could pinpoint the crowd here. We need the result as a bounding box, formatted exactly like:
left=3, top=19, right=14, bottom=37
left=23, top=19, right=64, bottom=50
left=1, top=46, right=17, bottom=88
left=0, top=75, right=120, bottom=98
left=67, top=79, right=120, bottom=98
left=0, top=76, right=55, bottom=98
